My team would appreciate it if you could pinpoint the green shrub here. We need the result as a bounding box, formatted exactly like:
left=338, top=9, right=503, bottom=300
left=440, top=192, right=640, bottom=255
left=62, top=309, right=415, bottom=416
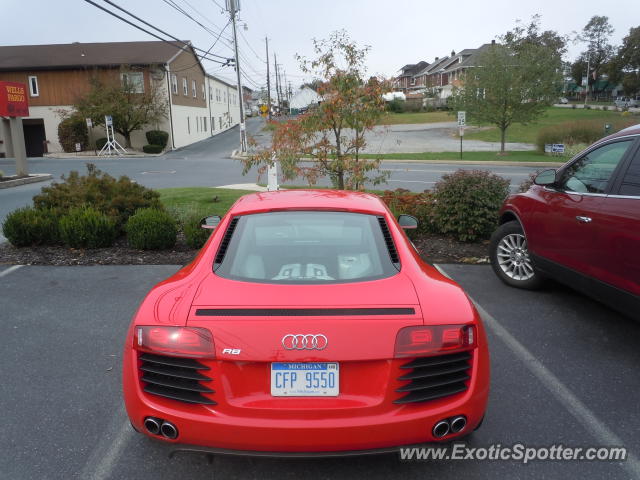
left=380, top=189, right=437, bottom=234
left=2, top=207, right=60, bottom=247
left=432, top=170, right=510, bottom=242
left=59, top=206, right=116, bottom=248
left=145, top=130, right=169, bottom=148
left=126, top=208, right=177, bottom=250
left=57, top=117, right=88, bottom=153
left=96, top=137, right=108, bottom=150
left=386, top=98, right=405, bottom=113
left=142, top=144, right=163, bottom=154
left=184, top=214, right=212, bottom=249
left=33, top=164, right=162, bottom=230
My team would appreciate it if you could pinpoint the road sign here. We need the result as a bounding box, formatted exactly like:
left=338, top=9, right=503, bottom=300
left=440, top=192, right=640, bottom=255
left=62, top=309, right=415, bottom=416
left=105, top=115, right=113, bottom=126
left=457, top=111, right=466, bottom=127
left=75, top=143, right=82, bottom=152
left=86, top=118, right=93, bottom=128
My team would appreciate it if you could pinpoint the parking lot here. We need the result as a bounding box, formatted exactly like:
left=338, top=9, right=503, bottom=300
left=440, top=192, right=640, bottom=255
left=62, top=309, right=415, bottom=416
left=1, top=264, right=638, bottom=480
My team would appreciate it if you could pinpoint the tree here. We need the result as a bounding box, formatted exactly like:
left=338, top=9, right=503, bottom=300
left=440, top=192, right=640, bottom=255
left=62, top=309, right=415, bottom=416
left=73, top=73, right=167, bottom=148
left=574, top=16, right=615, bottom=93
left=609, top=26, right=640, bottom=95
left=451, top=18, right=563, bottom=153
left=242, top=31, right=390, bottom=190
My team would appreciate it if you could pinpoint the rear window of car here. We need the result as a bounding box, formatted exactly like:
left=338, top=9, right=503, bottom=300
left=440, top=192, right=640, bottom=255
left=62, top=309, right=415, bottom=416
left=214, top=211, right=398, bottom=284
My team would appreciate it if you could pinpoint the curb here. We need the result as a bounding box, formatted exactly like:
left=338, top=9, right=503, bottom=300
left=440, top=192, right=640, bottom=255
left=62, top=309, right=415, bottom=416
left=43, top=153, right=163, bottom=159
left=378, top=159, right=564, bottom=167
left=0, top=173, right=53, bottom=189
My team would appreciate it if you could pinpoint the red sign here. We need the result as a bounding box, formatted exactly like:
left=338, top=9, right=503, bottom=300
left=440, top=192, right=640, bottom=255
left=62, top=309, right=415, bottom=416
left=0, top=81, right=30, bottom=117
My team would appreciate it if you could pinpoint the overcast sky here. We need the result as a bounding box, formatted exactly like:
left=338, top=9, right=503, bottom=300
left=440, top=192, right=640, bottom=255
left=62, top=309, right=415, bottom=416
left=2, top=0, right=638, bottom=91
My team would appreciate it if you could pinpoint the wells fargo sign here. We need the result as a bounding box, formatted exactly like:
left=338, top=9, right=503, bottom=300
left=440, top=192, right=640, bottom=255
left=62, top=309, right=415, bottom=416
left=0, top=81, right=30, bottom=117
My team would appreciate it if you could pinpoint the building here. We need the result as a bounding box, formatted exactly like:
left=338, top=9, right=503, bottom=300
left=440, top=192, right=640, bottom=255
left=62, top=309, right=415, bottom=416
left=289, top=86, right=322, bottom=111
left=0, top=40, right=241, bottom=156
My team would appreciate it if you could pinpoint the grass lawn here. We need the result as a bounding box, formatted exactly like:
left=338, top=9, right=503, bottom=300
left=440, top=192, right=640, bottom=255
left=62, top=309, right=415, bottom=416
left=158, top=187, right=256, bottom=221
left=464, top=107, right=631, bottom=144
left=358, top=151, right=562, bottom=163
left=379, top=111, right=453, bottom=125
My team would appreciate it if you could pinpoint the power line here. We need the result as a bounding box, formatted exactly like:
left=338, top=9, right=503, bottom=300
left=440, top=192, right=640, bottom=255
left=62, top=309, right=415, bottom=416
left=82, top=0, right=230, bottom=64
left=161, top=0, right=232, bottom=51
left=169, top=20, right=232, bottom=72
left=239, top=29, right=265, bottom=63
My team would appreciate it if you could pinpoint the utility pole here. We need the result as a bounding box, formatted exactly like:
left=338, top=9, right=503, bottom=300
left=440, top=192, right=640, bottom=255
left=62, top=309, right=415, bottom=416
left=288, top=81, right=292, bottom=115
left=584, top=50, right=591, bottom=106
left=265, top=37, right=271, bottom=120
left=226, top=0, right=247, bottom=153
left=274, top=52, right=281, bottom=113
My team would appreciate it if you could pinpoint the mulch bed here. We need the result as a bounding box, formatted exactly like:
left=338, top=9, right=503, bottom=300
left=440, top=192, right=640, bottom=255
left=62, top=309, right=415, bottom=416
left=0, top=233, right=489, bottom=266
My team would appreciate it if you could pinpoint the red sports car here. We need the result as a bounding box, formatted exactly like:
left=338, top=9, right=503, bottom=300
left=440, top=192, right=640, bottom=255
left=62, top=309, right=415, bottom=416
left=123, top=190, right=490, bottom=455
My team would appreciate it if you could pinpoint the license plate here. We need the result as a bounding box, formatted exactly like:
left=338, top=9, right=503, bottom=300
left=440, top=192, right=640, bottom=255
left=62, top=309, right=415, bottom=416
left=270, top=362, right=339, bottom=396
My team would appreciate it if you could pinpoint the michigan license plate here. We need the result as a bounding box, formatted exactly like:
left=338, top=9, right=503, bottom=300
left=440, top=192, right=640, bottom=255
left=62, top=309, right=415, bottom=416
left=270, top=363, right=339, bottom=396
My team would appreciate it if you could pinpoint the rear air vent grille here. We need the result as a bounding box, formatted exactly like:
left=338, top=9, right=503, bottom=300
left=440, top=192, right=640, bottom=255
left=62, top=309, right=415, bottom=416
left=214, top=217, right=239, bottom=268
left=377, top=217, right=400, bottom=267
left=394, top=351, right=471, bottom=404
left=140, top=353, right=216, bottom=405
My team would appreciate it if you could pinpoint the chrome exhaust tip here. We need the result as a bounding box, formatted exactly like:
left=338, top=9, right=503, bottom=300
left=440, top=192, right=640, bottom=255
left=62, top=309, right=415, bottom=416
left=161, top=421, right=178, bottom=440
left=432, top=420, right=450, bottom=438
left=450, top=415, right=467, bottom=434
left=143, top=417, right=161, bottom=435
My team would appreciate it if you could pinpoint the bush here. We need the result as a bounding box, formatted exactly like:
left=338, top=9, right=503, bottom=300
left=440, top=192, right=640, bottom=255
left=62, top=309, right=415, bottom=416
left=145, top=130, right=169, bottom=148
left=386, top=98, right=405, bottom=113
left=571, top=104, right=577, bottom=109
left=96, top=137, right=108, bottom=150
left=432, top=170, right=510, bottom=242
left=126, top=208, right=177, bottom=250
left=380, top=189, right=436, bottom=234
left=142, top=144, right=163, bottom=154
left=536, top=119, right=636, bottom=152
left=184, top=214, right=212, bottom=249
left=59, top=206, right=116, bottom=248
left=2, top=207, right=60, bottom=247
left=33, top=164, right=162, bottom=230
left=58, top=117, right=88, bottom=153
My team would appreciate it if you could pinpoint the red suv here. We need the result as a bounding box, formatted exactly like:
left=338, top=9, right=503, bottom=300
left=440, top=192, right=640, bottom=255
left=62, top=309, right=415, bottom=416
left=490, top=124, right=640, bottom=318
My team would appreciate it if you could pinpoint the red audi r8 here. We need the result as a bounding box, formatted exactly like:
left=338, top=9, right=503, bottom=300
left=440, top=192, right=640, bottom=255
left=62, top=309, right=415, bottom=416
left=123, top=190, right=490, bottom=455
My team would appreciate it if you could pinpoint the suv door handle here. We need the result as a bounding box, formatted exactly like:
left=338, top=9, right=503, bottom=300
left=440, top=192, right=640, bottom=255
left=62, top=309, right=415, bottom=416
left=576, top=216, right=592, bottom=223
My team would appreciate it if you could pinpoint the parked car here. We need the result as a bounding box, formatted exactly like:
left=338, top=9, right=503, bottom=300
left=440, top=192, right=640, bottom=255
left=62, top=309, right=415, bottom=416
left=558, top=97, right=569, bottom=104
left=123, top=190, right=490, bottom=454
left=614, top=96, right=639, bottom=108
left=489, top=125, right=640, bottom=318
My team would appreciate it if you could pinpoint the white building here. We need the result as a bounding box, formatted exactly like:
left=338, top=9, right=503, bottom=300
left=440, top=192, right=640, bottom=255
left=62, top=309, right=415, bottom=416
left=0, top=41, right=241, bottom=156
left=290, top=86, right=322, bottom=110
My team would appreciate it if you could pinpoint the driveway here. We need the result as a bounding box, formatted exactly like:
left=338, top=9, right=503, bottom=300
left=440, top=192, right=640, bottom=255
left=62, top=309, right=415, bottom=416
left=1, top=264, right=637, bottom=480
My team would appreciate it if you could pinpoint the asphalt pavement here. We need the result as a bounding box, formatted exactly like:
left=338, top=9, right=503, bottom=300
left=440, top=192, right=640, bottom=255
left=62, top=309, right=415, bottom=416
left=1, top=264, right=637, bottom=480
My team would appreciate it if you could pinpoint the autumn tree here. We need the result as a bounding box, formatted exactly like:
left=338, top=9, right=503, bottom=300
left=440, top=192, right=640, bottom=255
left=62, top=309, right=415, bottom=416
left=451, top=17, right=563, bottom=153
left=242, top=31, right=390, bottom=190
left=73, top=73, right=167, bottom=148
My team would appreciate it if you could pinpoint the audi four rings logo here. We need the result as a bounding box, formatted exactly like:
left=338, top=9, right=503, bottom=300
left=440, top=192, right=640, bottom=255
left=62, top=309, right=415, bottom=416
left=281, top=334, right=328, bottom=350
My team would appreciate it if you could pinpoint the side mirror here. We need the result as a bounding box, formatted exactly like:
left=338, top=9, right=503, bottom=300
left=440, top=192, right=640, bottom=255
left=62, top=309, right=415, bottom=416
left=200, top=215, right=221, bottom=230
left=398, top=214, right=418, bottom=230
left=533, top=169, right=557, bottom=186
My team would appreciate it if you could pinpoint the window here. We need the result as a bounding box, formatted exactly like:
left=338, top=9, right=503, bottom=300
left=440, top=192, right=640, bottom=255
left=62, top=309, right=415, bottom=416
left=28, top=76, right=39, bottom=97
left=223, top=90, right=227, bottom=103
left=560, top=140, right=633, bottom=194
left=182, top=78, right=188, bottom=96
left=196, top=116, right=199, bottom=132
left=209, top=86, right=213, bottom=100
left=619, top=153, right=640, bottom=196
left=187, top=117, right=190, bottom=134
left=171, top=74, right=178, bottom=94
left=211, top=116, right=215, bottom=130
left=202, top=84, right=206, bottom=100
left=216, top=88, right=221, bottom=102
left=219, top=117, right=222, bottom=129
left=120, top=72, right=144, bottom=93
left=203, top=116, right=207, bottom=132
left=192, top=80, right=197, bottom=98
left=215, top=212, right=398, bottom=284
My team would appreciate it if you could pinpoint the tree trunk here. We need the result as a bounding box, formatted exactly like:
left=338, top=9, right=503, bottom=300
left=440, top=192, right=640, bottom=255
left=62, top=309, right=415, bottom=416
left=499, top=127, right=507, bottom=154
left=124, top=132, right=132, bottom=149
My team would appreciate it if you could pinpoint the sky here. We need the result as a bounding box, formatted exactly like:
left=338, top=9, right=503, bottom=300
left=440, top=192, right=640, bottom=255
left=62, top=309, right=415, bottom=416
left=1, top=0, right=638, bottom=92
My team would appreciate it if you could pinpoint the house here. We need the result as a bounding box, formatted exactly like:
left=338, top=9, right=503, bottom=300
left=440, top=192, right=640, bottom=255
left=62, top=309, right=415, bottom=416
left=393, top=61, right=429, bottom=93
left=0, top=40, right=241, bottom=156
left=289, top=86, right=322, bottom=112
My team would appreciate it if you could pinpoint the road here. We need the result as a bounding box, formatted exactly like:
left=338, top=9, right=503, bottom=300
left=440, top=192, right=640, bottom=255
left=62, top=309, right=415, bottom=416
left=0, top=116, right=540, bottom=242
left=1, top=263, right=637, bottom=479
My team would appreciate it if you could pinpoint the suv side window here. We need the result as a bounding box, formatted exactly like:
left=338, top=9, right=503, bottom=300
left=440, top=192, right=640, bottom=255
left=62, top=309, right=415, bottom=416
left=619, top=151, right=640, bottom=196
left=559, top=140, right=633, bottom=194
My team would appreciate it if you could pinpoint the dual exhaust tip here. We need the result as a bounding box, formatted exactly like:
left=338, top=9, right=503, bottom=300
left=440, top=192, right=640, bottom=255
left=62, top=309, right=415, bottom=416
left=144, top=417, right=178, bottom=440
left=432, top=415, right=467, bottom=438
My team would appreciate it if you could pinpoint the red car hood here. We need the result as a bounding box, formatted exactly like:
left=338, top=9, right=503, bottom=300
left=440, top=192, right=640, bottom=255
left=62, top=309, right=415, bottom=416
left=186, top=272, right=422, bottom=362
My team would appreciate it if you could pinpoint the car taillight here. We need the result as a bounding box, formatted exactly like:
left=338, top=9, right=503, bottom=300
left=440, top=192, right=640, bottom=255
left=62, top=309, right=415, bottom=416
left=134, top=326, right=215, bottom=359
left=394, top=325, right=475, bottom=358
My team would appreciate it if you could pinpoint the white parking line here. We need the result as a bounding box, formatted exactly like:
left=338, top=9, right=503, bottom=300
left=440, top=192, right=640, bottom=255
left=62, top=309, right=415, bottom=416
left=434, top=264, right=640, bottom=479
left=79, top=406, right=134, bottom=480
left=0, top=265, right=23, bottom=278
